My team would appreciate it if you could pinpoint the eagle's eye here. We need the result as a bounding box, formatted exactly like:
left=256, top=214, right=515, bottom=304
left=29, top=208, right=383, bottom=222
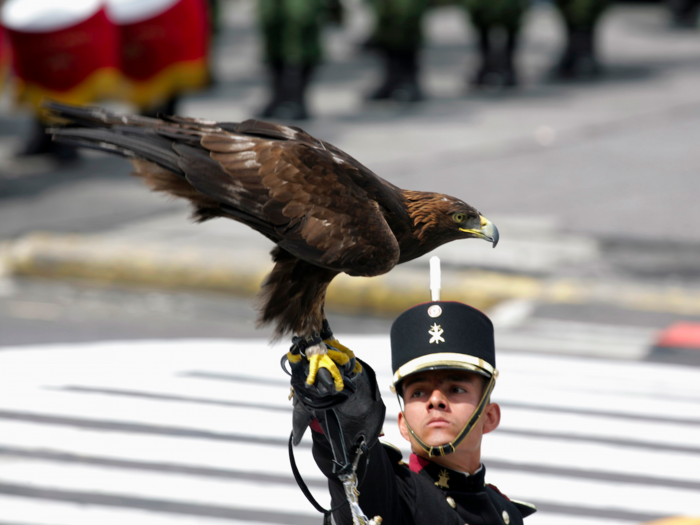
left=452, top=212, right=466, bottom=223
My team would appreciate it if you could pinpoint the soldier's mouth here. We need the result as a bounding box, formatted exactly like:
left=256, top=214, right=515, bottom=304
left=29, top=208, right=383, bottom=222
left=426, top=418, right=451, bottom=428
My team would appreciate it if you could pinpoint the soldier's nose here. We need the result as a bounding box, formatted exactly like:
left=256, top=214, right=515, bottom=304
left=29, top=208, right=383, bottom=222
left=428, top=389, right=447, bottom=409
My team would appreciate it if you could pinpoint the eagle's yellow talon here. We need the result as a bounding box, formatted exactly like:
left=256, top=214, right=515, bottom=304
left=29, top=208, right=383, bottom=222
left=306, top=354, right=345, bottom=392
left=325, top=338, right=363, bottom=374
left=326, top=349, right=350, bottom=366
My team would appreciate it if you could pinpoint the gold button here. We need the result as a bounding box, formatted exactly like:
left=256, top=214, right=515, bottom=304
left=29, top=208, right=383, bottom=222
left=446, top=496, right=456, bottom=509
left=502, top=510, right=510, bottom=524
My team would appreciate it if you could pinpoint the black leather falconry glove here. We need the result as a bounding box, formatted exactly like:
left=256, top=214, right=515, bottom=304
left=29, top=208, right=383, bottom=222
left=290, top=357, right=385, bottom=471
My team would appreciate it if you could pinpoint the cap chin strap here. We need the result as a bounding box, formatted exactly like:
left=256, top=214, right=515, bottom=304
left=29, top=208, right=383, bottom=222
left=397, top=373, right=496, bottom=458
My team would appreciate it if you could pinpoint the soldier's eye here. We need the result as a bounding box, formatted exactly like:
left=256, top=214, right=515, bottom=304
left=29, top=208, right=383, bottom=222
left=452, top=213, right=466, bottom=223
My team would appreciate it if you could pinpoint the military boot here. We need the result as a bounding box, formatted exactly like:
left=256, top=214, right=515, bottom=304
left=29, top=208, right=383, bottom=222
left=259, top=60, right=286, bottom=118
left=469, top=27, right=491, bottom=88
left=551, top=26, right=601, bottom=80
left=263, top=63, right=313, bottom=120
left=470, top=27, right=518, bottom=90
left=368, top=49, right=423, bottom=103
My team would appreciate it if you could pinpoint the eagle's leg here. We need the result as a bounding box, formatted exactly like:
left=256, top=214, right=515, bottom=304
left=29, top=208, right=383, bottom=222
left=285, top=320, right=361, bottom=392
left=321, top=319, right=362, bottom=376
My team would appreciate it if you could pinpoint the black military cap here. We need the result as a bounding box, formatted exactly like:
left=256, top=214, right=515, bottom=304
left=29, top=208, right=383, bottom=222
left=390, top=301, right=496, bottom=391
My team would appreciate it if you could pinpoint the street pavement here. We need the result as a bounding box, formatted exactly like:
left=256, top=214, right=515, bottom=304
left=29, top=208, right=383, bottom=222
left=0, top=337, right=699, bottom=525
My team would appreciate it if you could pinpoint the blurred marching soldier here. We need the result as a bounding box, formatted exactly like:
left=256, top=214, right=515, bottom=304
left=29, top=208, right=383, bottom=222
left=667, top=0, right=700, bottom=28
left=258, top=0, right=327, bottom=120
left=106, top=0, right=212, bottom=118
left=1, top=0, right=120, bottom=159
left=551, top=0, right=609, bottom=79
left=462, top=0, right=529, bottom=89
left=365, top=0, right=428, bottom=103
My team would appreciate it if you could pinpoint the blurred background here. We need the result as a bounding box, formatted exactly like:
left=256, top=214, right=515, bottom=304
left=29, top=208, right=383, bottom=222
left=1, top=0, right=700, bottom=524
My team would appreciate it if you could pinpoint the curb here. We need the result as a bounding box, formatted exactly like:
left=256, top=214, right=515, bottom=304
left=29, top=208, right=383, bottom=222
left=1, top=233, right=506, bottom=316
left=5, top=233, right=700, bottom=318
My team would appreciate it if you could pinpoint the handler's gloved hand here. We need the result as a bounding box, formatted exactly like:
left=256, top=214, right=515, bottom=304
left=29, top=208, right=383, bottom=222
left=291, top=357, right=385, bottom=464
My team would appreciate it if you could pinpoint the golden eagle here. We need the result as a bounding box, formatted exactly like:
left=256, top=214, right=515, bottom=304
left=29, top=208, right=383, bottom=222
left=46, top=102, right=499, bottom=389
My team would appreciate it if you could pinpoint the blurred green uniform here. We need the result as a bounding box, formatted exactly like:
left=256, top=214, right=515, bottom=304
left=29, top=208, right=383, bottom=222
left=258, top=0, right=329, bottom=119
left=552, top=0, right=610, bottom=78
left=462, top=0, right=529, bottom=87
left=259, top=0, right=324, bottom=66
left=555, top=0, right=608, bottom=29
left=364, top=0, right=428, bottom=102
left=368, top=0, right=429, bottom=52
left=366, top=0, right=528, bottom=96
left=464, top=0, right=527, bottom=32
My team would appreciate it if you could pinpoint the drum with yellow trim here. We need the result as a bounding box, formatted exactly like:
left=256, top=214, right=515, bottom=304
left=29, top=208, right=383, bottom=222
left=106, top=0, right=211, bottom=112
left=1, top=0, right=120, bottom=112
left=0, top=27, right=8, bottom=95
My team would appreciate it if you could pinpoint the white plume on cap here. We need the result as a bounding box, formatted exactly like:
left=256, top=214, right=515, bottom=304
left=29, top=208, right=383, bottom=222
left=430, top=256, right=441, bottom=302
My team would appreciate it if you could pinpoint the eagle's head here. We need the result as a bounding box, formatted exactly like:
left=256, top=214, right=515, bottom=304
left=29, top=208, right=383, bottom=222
left=448, top=203, right=499, bottom=248
left=402, top=191, right=499, bottom=254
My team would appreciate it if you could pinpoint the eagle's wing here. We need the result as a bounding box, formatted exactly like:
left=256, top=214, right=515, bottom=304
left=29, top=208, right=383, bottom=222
left=47, top=105, right=401, bottom=277
left=194, top=120, right=401, bottom=276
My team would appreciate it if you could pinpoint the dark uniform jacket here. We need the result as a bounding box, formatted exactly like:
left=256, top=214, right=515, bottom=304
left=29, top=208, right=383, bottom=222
left=312, top=432, right=536, bottom=525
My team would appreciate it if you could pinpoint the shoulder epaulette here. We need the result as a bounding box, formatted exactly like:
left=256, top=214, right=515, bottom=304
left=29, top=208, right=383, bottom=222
left=511, top=499, right=537, bottom=518
left=380, top=440, right=406, bottom=467
left=487, top=485, right=537, bottom=517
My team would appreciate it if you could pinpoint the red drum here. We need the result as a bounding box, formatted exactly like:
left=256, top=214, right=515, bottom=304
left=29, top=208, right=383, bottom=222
left=1, top=0, right=120, bottom=112
left=106, top=0, right=210, bottom=110
left=0, top=28, right=8, bottom=94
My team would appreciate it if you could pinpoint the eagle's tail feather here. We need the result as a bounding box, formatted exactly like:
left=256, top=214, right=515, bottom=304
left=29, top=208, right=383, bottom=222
left=49, top=126, right=184, bottom=176
left=44, top=101, right=227, bottom=222
left=43, top=100, right=163, bottom=128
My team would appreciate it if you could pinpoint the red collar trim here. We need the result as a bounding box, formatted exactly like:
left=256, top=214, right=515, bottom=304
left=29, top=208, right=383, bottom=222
left=409, top=453, right=431, bottom=473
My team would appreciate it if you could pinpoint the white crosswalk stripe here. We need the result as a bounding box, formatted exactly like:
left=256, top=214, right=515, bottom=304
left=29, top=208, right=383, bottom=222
left=0, top=336, right=698, bottom=525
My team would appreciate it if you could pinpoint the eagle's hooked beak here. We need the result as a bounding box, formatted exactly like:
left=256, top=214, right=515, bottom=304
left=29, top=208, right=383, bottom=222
left=460, top=216, right=499, bottom=248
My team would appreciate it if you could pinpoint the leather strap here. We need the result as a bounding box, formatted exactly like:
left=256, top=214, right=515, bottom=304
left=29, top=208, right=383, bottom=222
left=288, top=432, right=347, bottom=523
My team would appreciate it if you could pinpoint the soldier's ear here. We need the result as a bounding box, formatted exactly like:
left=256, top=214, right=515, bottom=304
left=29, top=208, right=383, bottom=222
left=482, top=402, right=501, bottom=435
left=398, top=412, right=412, bottom=442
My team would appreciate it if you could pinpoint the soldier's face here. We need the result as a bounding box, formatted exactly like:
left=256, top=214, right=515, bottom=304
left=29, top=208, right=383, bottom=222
left=398, top=369, right=500, bottom=457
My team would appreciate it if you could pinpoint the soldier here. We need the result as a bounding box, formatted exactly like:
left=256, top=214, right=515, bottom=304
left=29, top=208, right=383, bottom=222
left=365, top=0, right=428, bottom=103
left=290, top=301, right=537, bottom=525
left=258, top=0, right=326, bottom=120
left=462, top=0, right=529, bottom=88
left=551, top=0, right=610, bottom=79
